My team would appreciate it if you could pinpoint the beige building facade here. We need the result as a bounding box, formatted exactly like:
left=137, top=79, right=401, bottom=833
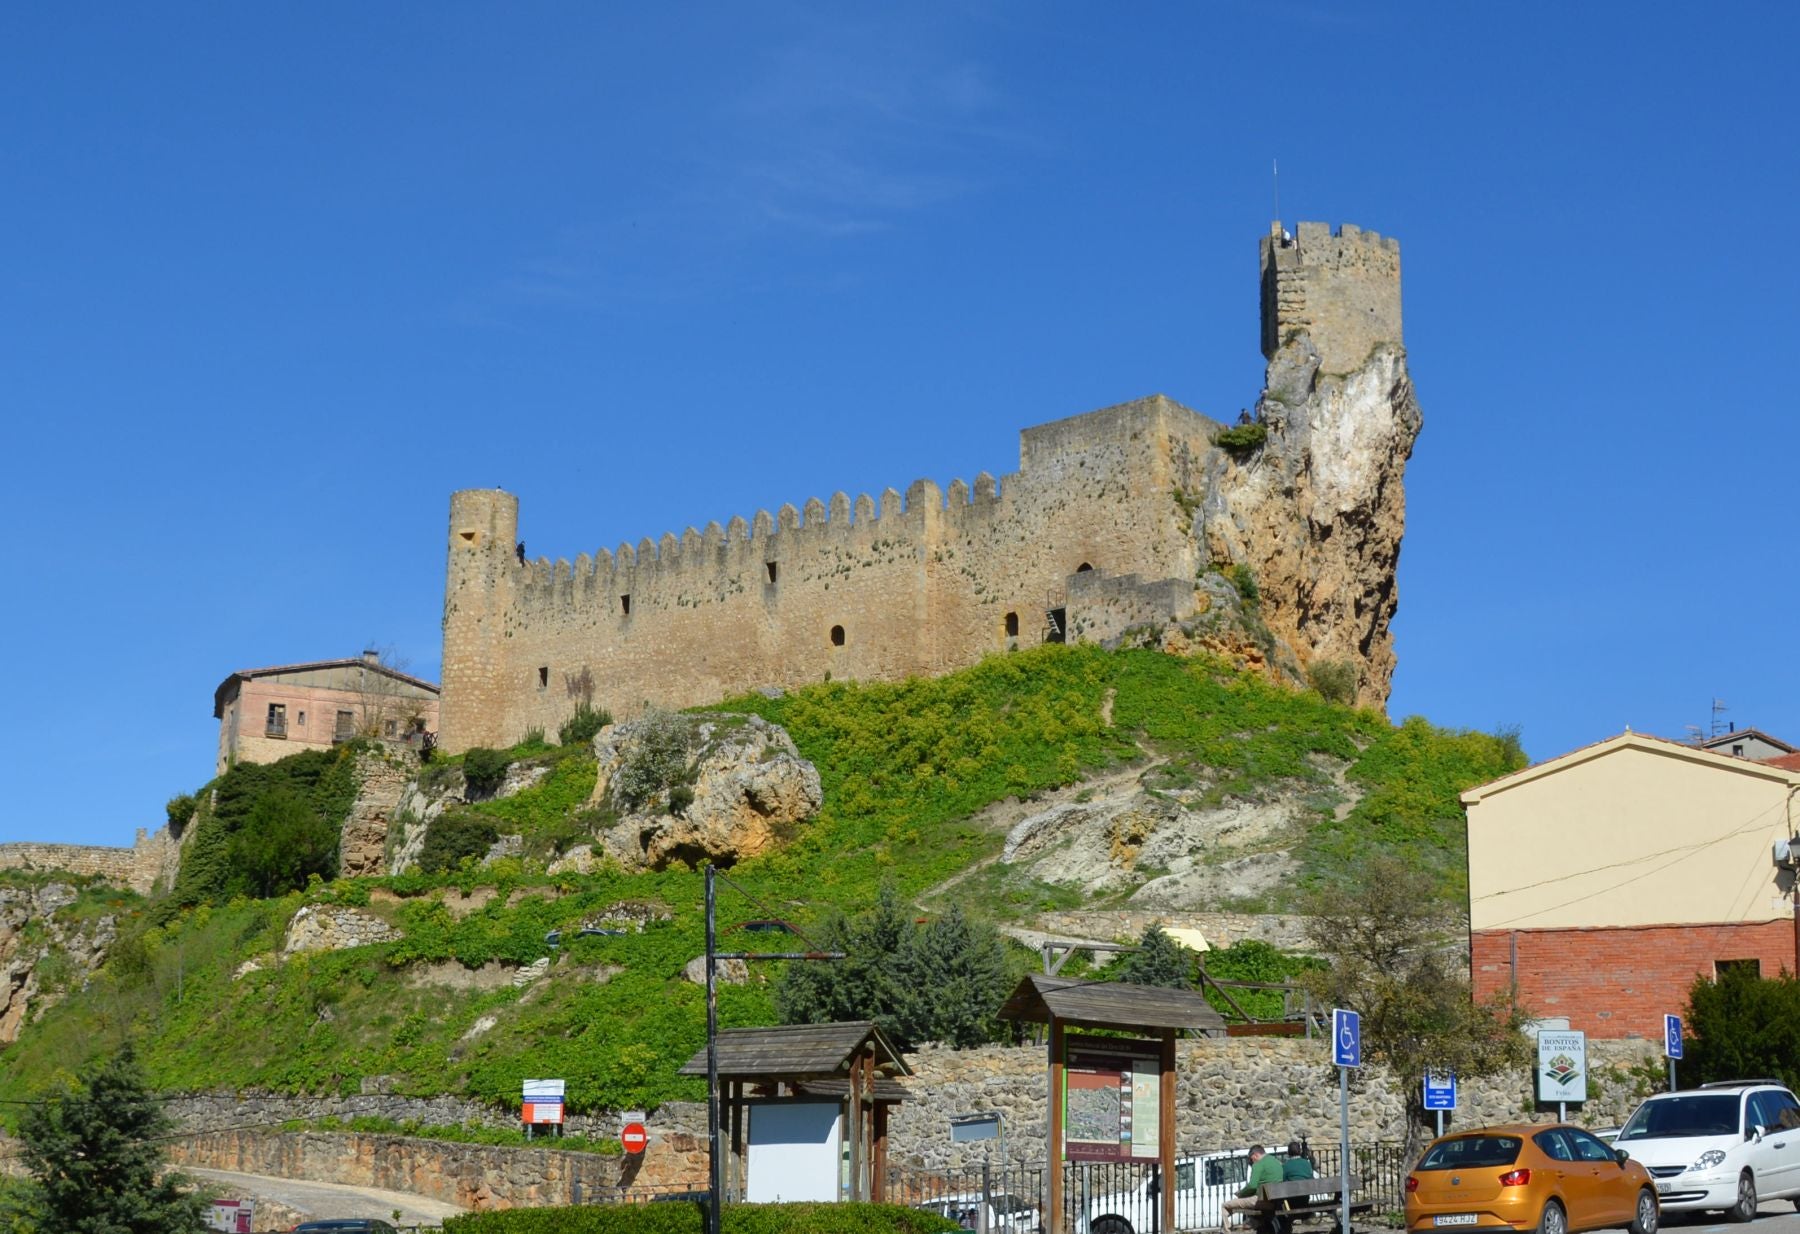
left=1463, top=733, right=1800, bottom=1037
left=213, top=653, right=440, bottom=773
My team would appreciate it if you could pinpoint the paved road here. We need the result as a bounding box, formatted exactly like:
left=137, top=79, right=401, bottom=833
left=186, top=1167, right=465, bottom=1227
left=1667, top=1199, right=1800, bottom=1233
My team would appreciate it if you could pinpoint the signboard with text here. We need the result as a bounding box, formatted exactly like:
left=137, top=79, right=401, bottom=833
left=1423, top=1069, right=1457, bottom=1111
left=1063, top=1035, right=1163, bottom=1162
left=523, top=1078, right=566, bottom=1125
left=1536, top=1031, right=1588, bottom=1104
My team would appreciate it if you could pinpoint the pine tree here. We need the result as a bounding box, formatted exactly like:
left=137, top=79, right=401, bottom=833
left=8, top=1045, right=207, bottom=1234
left=1115, top=923, right=1193, bottom=988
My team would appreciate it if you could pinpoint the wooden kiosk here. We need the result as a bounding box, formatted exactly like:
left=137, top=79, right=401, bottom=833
left=998, top=975, right=1226, bottom=1234
left=678, top=1021, right=910, bottom=1203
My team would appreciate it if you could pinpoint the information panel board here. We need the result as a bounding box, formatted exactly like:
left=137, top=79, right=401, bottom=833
left=1064, top=1035, right=1162, bottom=1163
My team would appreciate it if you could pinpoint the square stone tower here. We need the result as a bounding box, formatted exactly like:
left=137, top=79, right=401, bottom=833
left=1260, top=221, right=1402, bottom=375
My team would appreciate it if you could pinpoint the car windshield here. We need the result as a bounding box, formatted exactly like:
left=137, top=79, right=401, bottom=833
left=1619, top=1095, right=1740, bottom=1140
left=1417, top=1136, right=1522, bottom=1170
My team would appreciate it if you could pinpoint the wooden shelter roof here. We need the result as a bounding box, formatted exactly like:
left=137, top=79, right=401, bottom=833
left=678, top=1021, right=913, bottom=1080
left=997, top=974, right=1227, bottom=1035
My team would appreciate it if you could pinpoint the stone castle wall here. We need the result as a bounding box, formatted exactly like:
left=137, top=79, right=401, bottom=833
left=0, top=827, right=176, bottom=896
left=1261, top=222, right=1402, bottom=375
left=440, top=222, right=1415, bottom=750
left=441, top=396, right=1221, bottom=751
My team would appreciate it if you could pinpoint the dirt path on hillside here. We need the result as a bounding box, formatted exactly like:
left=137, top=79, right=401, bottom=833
left=186, top=1167, right=464, bottom=1227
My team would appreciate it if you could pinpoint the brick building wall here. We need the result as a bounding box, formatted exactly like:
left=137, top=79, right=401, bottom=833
left=1472, top=920, right=1797, bottom=1038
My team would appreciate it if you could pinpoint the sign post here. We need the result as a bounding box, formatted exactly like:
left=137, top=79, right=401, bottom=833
left=1333, top=1009, right=1361, bottom=1234
left=1535, top=1030, right=1587, bottom=1123
left=1664, top=1014, right=1684, bottom=1091
left=1423, top=1069, right=1457, bottom=1140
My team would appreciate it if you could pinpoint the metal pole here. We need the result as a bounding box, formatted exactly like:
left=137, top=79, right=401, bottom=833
left=1669, top=1059, right=1677, bottom=1092
left=1436, top=1109, right=1444, bottom=1139
left=1558, top=1102, right=1566, bottom=1123
left=1339, top=1066, right=1351, bottom=1234
left=706, top=865, right=722, bottom=1234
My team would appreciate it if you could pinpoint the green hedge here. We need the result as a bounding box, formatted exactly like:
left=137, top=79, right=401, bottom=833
left=442, top=1201, right=960, bottom=1234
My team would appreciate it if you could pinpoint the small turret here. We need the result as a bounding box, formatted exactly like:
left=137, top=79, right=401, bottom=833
left=1260, top=221, right=1402, bottom=375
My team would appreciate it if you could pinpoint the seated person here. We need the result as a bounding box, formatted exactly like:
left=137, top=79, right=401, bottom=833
left=1223, top=1144, right=1285, bottom=1227
left=1282, top=1140, right=1316, bottom=1181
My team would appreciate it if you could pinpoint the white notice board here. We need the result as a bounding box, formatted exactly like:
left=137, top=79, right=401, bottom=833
left=746, top=1102, right=842, bottom=1203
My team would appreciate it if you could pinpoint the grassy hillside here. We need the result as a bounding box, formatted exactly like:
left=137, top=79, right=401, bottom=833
left=0, top=645, right=1521, bottom=1117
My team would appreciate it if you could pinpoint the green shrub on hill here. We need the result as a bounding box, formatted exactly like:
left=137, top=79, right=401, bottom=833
left=162, top=747, right=359, bottom=914
left=560, top=702, right=613, bottom=748
left=463, top=748, right=513, bottom=796
left=417, top=811, right=501, bottom=874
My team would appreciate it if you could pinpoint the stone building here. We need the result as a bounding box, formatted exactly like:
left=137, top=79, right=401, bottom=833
left=440, top=221, right=1422, bottom=752
left=213, top=652, right=440, bottom=772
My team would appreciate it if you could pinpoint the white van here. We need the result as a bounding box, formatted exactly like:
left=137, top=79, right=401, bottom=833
left=1614, top=1080, right=1800, bottom=1219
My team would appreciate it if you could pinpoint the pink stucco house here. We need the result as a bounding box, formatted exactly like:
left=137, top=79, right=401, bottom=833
left=213, top=651, right=440, bottom=772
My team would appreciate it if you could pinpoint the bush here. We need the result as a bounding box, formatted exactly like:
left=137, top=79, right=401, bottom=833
left=417, top=810, right=501, bottom=874
left=1214, top=422, right=1268, bottom=455
left=224, top=788, right=340, bottom=899
left=443, top=1202, right=959, bottom=1234
left=560, top=702, right=613, bottom=747
left=1685, top=966, right=1800, bottom=1092
left=613, top=710, right=695, bottom=814
left=463, top=748, right=513, bottom=797
left=1227, top=564, right=1260, bottom=607
left=165, top=793, right=198, bottom=829
left=1308, top=660, right=1358, bottom=706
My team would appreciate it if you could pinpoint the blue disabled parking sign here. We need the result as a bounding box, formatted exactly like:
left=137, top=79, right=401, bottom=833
left=1424, top=1069, right=1457, bottom=1111
left=1333, top=1008, right=1361, bottom=1068
left=1665, top=1014, right=1683, bottom=1060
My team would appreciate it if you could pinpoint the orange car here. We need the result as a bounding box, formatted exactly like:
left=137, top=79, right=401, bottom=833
left=1405, top=1125, right=1659, bottom=1234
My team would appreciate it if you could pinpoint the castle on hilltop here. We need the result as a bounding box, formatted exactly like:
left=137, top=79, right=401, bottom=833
left=440, top=222, right=1419, bottom=752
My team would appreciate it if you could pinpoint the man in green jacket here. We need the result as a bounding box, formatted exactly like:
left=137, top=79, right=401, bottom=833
left=1223, top=1143, right=1284, bottom=1227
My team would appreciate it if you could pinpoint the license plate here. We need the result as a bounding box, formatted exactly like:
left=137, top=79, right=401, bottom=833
left=1436, top=1217, right=1478, bottom=1227
left=1655, top=1182, right=1672, bottom=1194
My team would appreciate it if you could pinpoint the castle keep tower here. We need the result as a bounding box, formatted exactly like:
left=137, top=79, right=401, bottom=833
left=441, top=489, right=520, bottom=750
left=1260, top=221, right=1402, bottom=374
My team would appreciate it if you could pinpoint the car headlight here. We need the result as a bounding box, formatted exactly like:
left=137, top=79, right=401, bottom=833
left=1691, top=1150, right=1727, bottom=1171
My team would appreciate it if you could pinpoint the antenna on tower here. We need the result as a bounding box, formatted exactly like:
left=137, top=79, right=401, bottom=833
left=1710, top=698, right=1730, bottom=739
left=1272, top=158, right=1280, bottom=224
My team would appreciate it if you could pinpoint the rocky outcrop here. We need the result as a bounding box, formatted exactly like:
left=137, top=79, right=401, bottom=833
left=283, top=906, right=403, bottom=955
left=387, top=758, right=552, bottom=876
left=0, top=881, right=118, bottom=1044
left=338, top=750, right=419, bottom=878
left=588, top=713, right=822, bottom=871
left=1207, top=336, right=1422, bottom=707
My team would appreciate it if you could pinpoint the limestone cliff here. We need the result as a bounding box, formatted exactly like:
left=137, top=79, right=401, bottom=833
left=0, top=881, right=120, bottom=1044
left=1204, top=334, right=1422, bottom=707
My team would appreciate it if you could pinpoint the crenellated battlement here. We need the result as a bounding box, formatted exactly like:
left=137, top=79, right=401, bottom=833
left=1260, top=219, right=1402, bottom=374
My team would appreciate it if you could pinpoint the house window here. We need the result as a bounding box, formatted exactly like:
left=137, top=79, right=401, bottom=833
left=1716, top=959, right=1761, bottom=979
left=266, top=703, right=287, bottom=738
left=296, top=710, right=306, bottom=728
left=538, top=666, right=549, bottom=689
left=1732, top=743, right=1745, bottom=757
left=334, top=710, right=355, bottom=742
left=830, top=625, right=846, bottom=647
left=1004, top=612, right=1020, bottom=637
left=766, top=561, right=778, bottom=584
left=620, top=594, right=631, bottom=616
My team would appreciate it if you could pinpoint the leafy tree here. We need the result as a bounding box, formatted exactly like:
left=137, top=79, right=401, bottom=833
left=224, top=787, right=339, bottom=899
left=776, top=886, right=1009, bottom=1048
left=1300, top=855, right=1528, bottom=1159
left=418, top=809, right=501, bottom=874
left=1684, top=965, right=1800, bottom=1092
left=5, top=1045, right=207, bottom=1234
left=1112, top=923, right=1194, bottom=989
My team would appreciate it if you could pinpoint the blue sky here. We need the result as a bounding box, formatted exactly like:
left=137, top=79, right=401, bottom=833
left=4, top=3, right=1797, bottom=847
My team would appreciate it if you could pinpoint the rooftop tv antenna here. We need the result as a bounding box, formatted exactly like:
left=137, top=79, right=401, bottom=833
left=1710, top=698, right=1731, bottom=739
left=1272, top=157, right=1280, bottom=223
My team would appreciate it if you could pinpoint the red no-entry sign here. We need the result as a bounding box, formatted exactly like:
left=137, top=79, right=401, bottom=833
left=621, top=1122, right=648, bottom=1154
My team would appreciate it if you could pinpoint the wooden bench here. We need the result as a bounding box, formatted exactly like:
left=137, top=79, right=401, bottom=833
left=1249, top=1175, right=1372, bottom=1234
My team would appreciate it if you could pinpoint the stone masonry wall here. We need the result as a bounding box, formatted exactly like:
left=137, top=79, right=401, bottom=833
left=1260, top=222, right=1402, bottom=376
left=0, top=827, right=175, bottom=896
left=441, top=396, right=1219, bottom=751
